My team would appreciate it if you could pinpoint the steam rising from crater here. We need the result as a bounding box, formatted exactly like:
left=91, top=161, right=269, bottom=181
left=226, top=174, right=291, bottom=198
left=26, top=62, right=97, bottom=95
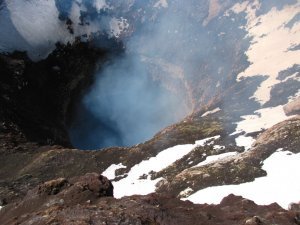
left=69, top=0, right=218, bottom=149
left=70, top=55, right=188, bottom=148
left=0, top=0, right=124, bottom=60
left=1, top=0, right=299, bottom=149
left=68, top=0, right=300, bottom=149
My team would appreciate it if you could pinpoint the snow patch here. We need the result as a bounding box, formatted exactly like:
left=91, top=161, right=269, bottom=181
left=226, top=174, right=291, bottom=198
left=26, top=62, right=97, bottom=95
left=229, top=2, right=249, bottom=14
left=194, top=152, right=238, bottom=167
left=213, top=145, right=225, bottom=150
left=113, top=143, right=194, bottom=198
left=113, top=136, right=220, bottom=198
left=195, top=135, right=220, bottom=146
left=68, top=2, right=103, bottom=38
left=179, top=187, right=194, bottom=198
left=236, top=2, right=300, bottom=104
left=289, top=89, right=300, bottom=102
left=281, top=72, right=300, bottom=83
left=235, top=135, right=255, bottom=151
left=233, top=105, right=294, bottom=135
left=102, top=163, right=126, bottom=180
left=184, top=150, right=300, bottom=210
left=201, top=107, right=221, bottom=117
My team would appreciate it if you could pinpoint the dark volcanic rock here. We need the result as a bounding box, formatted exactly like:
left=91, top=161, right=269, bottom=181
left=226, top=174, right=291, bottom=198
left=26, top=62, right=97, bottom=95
left=0, top=41, right=119, bottom=149
left=0, top=184, right=299, bottom=225
left=0, top=173, right=114, bottom=224
left=74, top=173, right=114, bottom=197
left=37, top=177, right=68, bottom=195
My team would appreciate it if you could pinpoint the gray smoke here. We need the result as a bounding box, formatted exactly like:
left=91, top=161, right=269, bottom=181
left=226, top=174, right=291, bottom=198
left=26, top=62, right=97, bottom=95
left=1, top=0, right=298, bottom=149
left=70, top=54, right=187, bottom=148
left=71, top=0, right=241, bottom=149
left=69, top=1, right=215, bottom=149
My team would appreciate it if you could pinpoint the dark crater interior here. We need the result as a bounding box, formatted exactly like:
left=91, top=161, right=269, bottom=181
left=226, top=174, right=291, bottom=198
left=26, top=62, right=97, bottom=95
left=68, top=54, right=187, bottom=150
left=0, top=38, right=188, bottom=151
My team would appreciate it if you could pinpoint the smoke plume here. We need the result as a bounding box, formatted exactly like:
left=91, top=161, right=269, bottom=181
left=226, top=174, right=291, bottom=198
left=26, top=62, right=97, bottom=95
left=1, top=0, right=298, bottom=149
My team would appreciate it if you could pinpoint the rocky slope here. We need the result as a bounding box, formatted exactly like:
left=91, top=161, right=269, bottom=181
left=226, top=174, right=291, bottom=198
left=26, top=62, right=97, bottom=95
left=0, top=0, right=300, bottom=224
left=1, top=60, right=299, bottom=222
left=1, top=173, right=300, bottom=225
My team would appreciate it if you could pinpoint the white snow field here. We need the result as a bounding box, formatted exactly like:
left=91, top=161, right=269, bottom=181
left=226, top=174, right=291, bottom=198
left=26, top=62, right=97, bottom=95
left=104, top=136, right=221, bottom=198
left=233, top=1, right=300, bottom=105
left=184, top=150, right=300, bottom=209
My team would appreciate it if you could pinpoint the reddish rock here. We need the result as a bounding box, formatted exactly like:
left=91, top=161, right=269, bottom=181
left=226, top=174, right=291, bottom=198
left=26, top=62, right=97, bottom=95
left=1, top=179, right=299, bottom=225
left=75, top=172, right=114, bottom=197
left=38, top=177, right=68, bottom=195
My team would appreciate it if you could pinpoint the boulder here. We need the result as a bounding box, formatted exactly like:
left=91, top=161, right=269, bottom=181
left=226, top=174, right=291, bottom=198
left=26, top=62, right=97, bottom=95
left=75, top=172, right=114, bottom=197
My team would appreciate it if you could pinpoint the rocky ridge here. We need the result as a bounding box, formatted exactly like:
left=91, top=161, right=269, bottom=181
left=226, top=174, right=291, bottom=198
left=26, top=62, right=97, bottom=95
left=1, top=173, right=300, bottom=225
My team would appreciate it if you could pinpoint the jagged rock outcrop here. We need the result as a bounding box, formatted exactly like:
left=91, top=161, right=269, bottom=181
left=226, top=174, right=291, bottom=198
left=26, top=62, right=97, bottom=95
left=1, top=183, right=300, bottom=225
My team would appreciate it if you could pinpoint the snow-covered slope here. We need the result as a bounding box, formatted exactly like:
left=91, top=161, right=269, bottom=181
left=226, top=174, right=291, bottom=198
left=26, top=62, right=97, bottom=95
left=228, top=0, right=300, bottom=148
left=103, top=136, right=221, bottom=198
left=185, top=149, right=300, bottom=209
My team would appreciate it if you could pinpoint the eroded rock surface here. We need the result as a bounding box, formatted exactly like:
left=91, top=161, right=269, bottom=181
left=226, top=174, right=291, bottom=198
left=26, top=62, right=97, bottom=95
left=156, top=116, right=300, bottom=197
left=1, top=183, right=300, bottom=225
